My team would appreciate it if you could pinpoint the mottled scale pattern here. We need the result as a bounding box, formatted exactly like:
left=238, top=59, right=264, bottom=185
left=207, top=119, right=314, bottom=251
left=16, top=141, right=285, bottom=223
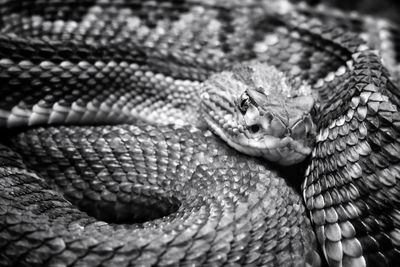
left=1, top=124, right=319, bottom=266
left=303, top=51, right=400, bottom=266
left=252, top=10, right=362, bottom=84
left=1, top=0, right=400, bottom=266
left=0, top=0, right=275, bottom=128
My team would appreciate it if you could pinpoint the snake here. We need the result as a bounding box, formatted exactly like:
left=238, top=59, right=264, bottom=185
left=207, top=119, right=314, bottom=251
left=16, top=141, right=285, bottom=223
left=1, top=0, right=400, bottom=266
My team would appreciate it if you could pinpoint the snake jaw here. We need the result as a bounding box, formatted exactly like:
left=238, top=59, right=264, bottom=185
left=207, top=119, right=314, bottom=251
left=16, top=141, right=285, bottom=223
left=201, top=62, right=317, bottom=165
left=204, top=111, right=314, bottom=165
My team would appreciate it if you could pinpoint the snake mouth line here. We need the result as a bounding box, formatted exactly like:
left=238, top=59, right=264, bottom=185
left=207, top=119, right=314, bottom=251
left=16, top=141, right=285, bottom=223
left=203, top=111, right=312, bottom=165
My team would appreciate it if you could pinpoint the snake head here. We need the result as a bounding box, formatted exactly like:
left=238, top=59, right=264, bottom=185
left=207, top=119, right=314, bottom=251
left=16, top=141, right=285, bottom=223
left=201, top=62, right=317, bottom=165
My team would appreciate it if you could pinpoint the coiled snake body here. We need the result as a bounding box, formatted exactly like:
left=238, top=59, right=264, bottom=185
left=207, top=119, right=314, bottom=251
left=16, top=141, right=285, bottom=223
left=1, top=1, right=400, bottom=266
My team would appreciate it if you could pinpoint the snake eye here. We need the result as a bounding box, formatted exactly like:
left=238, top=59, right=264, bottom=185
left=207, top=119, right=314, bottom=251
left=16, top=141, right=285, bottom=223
left=239, top=93, right=250, bottom=114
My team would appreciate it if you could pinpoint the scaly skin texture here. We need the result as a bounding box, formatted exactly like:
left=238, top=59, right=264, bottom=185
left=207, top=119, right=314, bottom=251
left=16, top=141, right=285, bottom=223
left=1, top=125, right=319, bottom=266
left=1, top=0, right=400, bottom=266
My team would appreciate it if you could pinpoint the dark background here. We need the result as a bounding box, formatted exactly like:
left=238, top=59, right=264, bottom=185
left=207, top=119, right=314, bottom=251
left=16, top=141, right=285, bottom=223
left=297, top=0, right=400, bottom=24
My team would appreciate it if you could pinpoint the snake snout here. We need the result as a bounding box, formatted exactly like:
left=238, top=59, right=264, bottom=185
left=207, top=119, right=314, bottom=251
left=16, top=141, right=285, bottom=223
left=265, top=113, right=310, bottom=137
left=289, top=114, right=316, bottom=140
left=283, top=95, right=316, bottom=140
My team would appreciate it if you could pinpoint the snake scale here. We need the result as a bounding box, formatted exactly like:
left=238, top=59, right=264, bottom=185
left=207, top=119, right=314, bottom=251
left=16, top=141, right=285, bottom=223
left=1, top=0, right=400, bottom=266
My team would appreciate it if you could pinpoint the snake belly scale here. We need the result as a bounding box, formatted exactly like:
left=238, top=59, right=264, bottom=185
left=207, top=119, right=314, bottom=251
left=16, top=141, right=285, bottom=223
left=0, top=0, right=400, bottom=266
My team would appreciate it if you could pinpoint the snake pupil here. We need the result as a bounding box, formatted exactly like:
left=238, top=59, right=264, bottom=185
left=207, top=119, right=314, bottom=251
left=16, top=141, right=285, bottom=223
left=250, top=124, right=260, bottom=133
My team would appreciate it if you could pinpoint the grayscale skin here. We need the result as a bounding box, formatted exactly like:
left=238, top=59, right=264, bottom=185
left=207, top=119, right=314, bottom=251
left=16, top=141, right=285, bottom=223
left=2, top=1, right=400, bottom=266
left=201, top=62, right=317, bottom=165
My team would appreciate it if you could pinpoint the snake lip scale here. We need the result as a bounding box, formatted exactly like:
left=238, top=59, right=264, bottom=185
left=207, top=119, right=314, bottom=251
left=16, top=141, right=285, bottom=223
left=1, top=0, right=400, bottom=267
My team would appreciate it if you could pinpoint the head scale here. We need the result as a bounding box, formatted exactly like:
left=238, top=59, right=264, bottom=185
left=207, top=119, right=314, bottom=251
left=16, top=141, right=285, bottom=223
left=201, top=62, right=317, bottom=165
